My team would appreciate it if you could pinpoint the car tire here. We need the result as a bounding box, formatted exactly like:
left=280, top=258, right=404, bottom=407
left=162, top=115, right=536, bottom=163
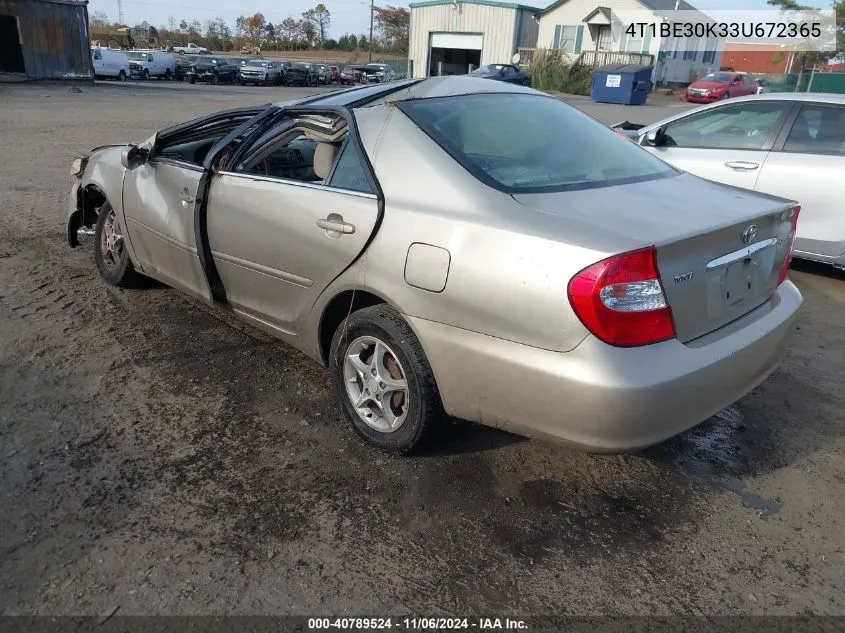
left=263, top=76, right=270, bottom=87
left=93, top=202, right=143, bottom=288
left=118, top=70, right=126, bottom=82
left=306, top=75, right=312, bottom=87
left=164, top=69, right=172, bottom=80
left=329, top=304, right=444, bottom=455
left=142, top=68, right=150, bottom=80
left=212, top=74, right=219, bottom=86
left=722, top=92, right=730, bottom=100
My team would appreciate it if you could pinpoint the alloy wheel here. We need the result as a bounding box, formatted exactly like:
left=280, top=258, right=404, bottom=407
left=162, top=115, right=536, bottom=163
left=343, top=336, right=409, bottom=433
left=99, top=208, right=124, bottom=271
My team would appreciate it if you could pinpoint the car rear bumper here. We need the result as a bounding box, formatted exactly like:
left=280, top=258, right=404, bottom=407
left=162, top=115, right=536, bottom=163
left=408, top=280, right=802, bottom=452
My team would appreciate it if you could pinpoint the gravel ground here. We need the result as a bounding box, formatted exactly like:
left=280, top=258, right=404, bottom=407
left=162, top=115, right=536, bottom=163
left=1, top=81, right=844, bottom=617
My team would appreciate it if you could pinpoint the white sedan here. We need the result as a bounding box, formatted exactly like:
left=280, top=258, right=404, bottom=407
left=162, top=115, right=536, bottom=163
left=614, top=93, right=845, bottom=270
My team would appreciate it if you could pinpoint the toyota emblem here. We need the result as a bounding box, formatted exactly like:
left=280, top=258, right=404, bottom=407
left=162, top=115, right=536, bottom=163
left=741, top=224, right=757, bottom=245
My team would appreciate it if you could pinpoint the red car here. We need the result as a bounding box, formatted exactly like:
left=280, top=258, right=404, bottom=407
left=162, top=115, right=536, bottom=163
left=685, top=72, right=758, bottom=103
left=339, top=65, right=360, bottom=85
left=330, top=65, right=340, bottom=83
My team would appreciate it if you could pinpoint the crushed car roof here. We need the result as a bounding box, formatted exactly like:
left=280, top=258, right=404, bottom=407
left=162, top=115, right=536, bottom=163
left=276, top=76, right=537, bottom=110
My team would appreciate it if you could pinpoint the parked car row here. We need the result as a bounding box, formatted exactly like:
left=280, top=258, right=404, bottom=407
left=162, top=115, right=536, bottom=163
left=92, top=48, right=403, bottom=89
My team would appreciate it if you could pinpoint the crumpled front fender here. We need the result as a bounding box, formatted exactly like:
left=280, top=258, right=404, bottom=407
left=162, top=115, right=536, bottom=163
left=67, top=146, right=129, bottom=248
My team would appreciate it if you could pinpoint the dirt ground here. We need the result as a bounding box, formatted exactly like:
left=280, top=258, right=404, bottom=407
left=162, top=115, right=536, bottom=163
left=1, top=81, right=844, bottom=617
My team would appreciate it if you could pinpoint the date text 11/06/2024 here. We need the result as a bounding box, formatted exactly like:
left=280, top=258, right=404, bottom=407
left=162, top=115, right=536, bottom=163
left=307, top=618, right=529, bottom=630
left=625, top=21, right=822, bottom=39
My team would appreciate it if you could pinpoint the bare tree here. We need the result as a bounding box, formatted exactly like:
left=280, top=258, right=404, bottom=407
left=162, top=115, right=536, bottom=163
left=302, top=4, right=331, bottom=47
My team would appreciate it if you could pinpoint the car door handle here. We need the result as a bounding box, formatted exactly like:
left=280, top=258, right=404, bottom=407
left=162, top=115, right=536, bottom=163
left=724, top=161, right=760, bottom=171
left=317, top=216, right=355, bottom=235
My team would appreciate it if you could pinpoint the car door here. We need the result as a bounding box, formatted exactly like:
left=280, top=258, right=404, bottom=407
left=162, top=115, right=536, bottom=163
left=91, top=49, right=102, bottom=75
left=643, top=100, right=792, bottom=190
left=121, top=107, right=266, bottom=301
left=105, top=50, right=116, bottom=76
left=754, top=102, right=845, bottom=260
left=499, top=66, right=518, bottom=83
left=205, top=120, right=380, bottom=334
left=732, top=75, right=749, bottom=96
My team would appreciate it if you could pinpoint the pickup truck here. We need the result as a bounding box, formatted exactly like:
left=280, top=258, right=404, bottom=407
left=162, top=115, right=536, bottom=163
left=171, top=43, right=208, bottom=55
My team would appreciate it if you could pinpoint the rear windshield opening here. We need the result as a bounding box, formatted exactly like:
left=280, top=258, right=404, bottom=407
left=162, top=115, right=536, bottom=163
left=398, top=93, right=677, bottom=193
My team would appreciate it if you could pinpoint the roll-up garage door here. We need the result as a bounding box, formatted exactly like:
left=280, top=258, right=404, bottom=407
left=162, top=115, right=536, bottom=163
left=430, top=33, right=483, bottom=50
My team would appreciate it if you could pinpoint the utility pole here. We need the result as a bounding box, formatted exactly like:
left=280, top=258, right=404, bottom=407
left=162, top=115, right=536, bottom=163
left=369, top=0, right=374, bottom=63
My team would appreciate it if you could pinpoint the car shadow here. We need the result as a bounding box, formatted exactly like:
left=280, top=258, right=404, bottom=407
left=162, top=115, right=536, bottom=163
left=791, top=258, right=845, bottom=281
left=416, top=417, right=527, bottom=457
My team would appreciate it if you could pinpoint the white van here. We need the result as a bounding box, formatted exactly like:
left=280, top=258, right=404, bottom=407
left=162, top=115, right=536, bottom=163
left=91, top=47, right=130, bottom=81
left=126, top=50, right=177, bottom=80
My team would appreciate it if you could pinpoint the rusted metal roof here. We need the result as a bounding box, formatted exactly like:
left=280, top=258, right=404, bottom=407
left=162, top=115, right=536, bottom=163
left=0, top=0, right=92, bottom=79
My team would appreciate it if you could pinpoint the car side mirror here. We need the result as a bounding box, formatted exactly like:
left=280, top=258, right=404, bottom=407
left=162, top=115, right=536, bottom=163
left=121, top=145, right=147, bottom=170
left=644, top=127, right=666, bottom=147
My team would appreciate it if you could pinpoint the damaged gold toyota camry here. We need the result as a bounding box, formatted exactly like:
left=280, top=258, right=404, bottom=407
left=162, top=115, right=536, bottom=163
left=67, top=77, right=802, bottom=454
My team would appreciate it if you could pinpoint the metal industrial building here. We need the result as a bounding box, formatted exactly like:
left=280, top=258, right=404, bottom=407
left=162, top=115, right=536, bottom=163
left=0, top=0, right=92, bottom=80
left=408, top=0, right=540, bottom=78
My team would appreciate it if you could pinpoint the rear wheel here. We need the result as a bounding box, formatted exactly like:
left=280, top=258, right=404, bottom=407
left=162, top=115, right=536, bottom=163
left=164, top=68, right=172, bottom=80
left=94, top=202, right=143, bottom=287
left=329, top=305, right=444, bottom=454
left=118, top=70, right=126, bottom=82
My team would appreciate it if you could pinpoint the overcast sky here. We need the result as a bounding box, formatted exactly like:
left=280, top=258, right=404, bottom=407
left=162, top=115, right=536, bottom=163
left=88, top=0, right=832, bottom=41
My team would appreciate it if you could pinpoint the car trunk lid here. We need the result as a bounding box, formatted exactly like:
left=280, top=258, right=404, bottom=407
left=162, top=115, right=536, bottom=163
left=513, top=173, right=798, bottom=343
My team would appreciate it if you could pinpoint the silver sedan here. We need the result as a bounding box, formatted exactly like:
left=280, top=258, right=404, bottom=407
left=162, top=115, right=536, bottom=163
left=613, top=93, right=845, bottom=270
left=67, top=77, right=802, bottom=454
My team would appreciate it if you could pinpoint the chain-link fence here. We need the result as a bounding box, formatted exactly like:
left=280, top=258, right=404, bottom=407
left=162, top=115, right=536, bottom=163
left=370, top=58, right=409, bottom=77
left=749, top=71, right=845, bottom=94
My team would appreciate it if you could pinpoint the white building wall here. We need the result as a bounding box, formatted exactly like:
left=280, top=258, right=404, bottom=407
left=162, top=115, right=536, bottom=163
left=536, top=0, right=646, bottom=52
left=655, top=36, right=724, bottom=84
left=409, top=3, right=519, bottom=78
left=536, top=0, right=724, bottom=85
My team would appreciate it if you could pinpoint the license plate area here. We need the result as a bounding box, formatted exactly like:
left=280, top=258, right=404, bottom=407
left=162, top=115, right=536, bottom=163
left=706, top=238, right=777, bottom=319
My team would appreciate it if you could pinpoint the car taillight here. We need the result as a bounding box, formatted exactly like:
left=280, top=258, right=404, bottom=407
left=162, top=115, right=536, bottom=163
left=567, top=246, right=676, bottom=347
left=778, top=205, right=800, bottom=285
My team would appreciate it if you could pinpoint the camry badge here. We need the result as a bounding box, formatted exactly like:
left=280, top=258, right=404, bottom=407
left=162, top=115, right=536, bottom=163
left=742, top=224, right=757, bottom=245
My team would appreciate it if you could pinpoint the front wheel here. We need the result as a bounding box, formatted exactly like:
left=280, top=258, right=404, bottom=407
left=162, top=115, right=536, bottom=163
left=329, top=305, right=444, bottom=454
left=142, top=69, right=150, bottom=80
left=93, top=202, right=143, bottom=287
